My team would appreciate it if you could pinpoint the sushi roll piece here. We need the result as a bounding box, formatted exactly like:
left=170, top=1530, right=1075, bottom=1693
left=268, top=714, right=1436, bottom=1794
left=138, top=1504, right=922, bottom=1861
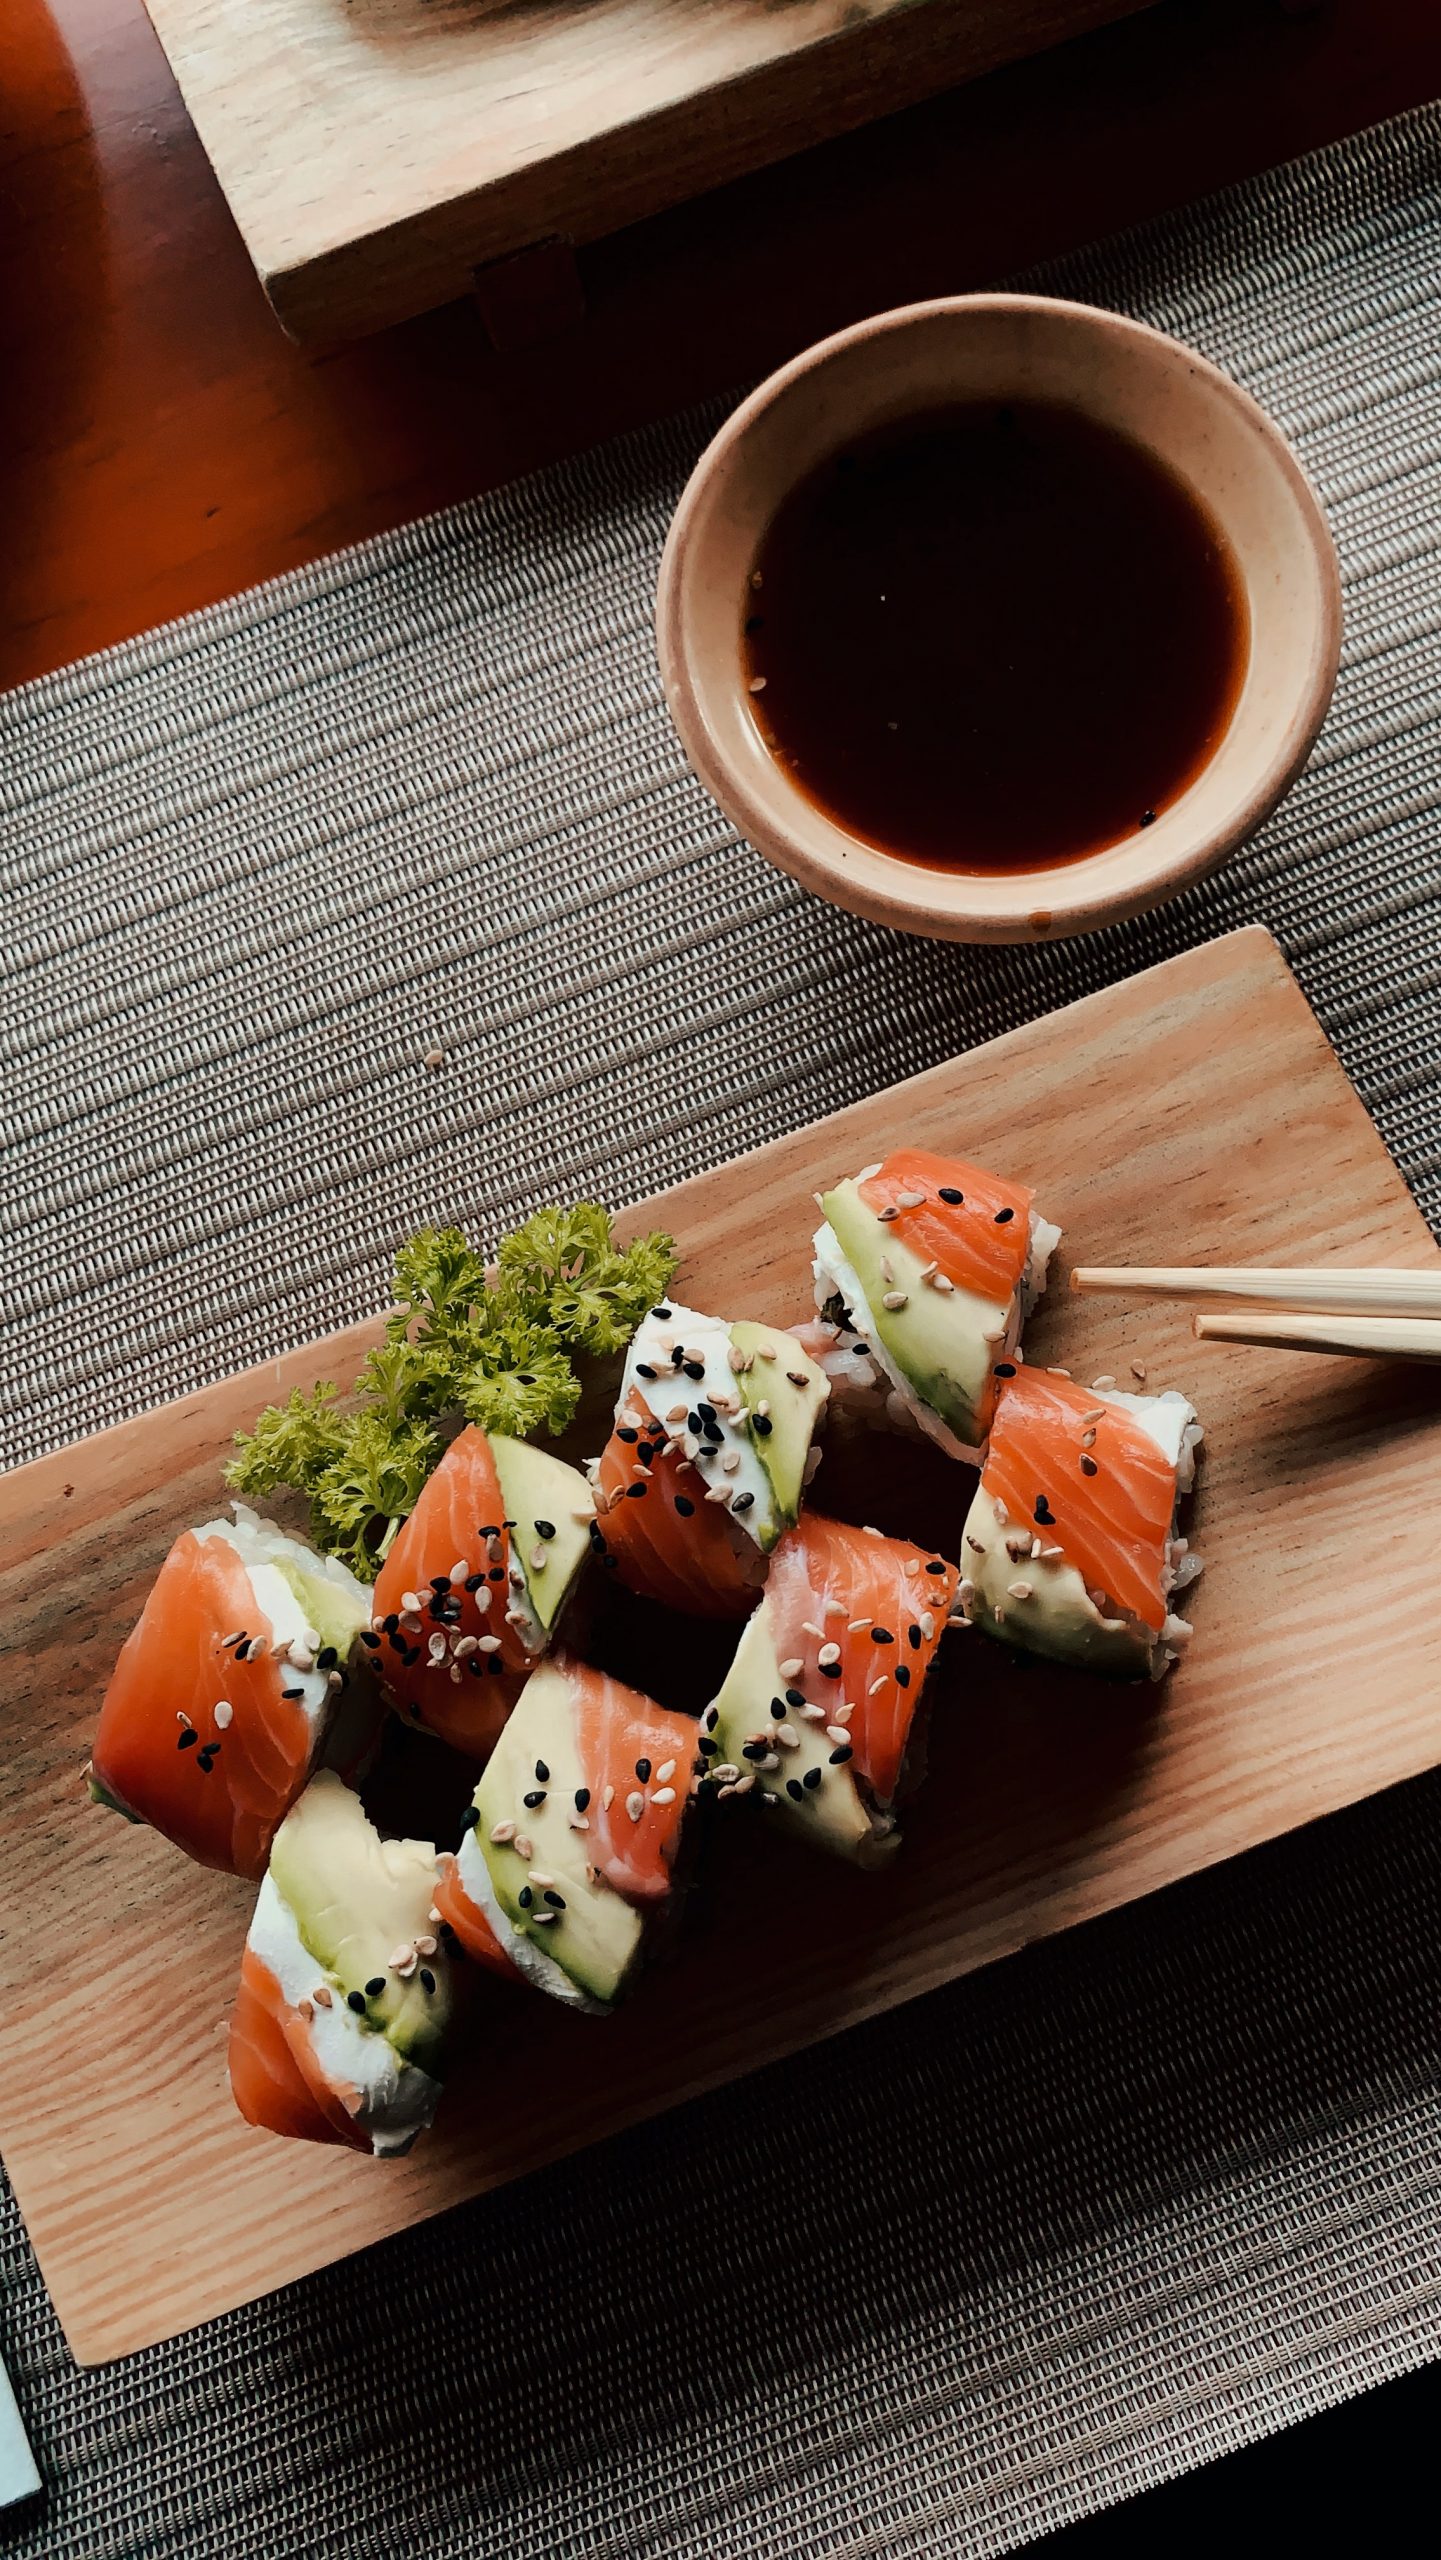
left=89, top=1506, right=373, bottom=1879
left=229, top=1772, right=453, bottom=2156
left=961, top=1368, right=1203, bottom=1679
left=704, top=1512, right=963, bottom=1865
left=591, top=1300, right=829, bottom=1618
left=812, top=1148, right=1060, bottom=1462
left=368, top=1426, right=594, bottom=1756
left=432, top=1652, right=697, bottom=2012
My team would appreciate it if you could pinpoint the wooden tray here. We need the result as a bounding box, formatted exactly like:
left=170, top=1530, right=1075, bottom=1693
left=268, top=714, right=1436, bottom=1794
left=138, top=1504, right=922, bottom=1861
left=139, top=0, right=1156, bottom=342
left=5, top=925, right=1441, bottom=2366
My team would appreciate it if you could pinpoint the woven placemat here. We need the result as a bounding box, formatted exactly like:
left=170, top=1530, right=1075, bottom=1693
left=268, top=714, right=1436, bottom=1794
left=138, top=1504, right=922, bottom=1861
left=3, top=102, right=1440, bottom=2560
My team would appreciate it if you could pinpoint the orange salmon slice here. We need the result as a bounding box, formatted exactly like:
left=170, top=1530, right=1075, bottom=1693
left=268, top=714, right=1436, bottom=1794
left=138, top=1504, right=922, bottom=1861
left=982, top=1369, right=1174, bottom=1632
left=858, top=1147, right=1033, bottom=1308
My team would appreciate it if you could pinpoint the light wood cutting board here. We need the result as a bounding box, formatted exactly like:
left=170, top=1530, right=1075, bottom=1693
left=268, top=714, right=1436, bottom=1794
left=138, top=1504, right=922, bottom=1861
left=4, top=924, right=1441, bottom=2366
left=138, top=0, right=1156, bottom=341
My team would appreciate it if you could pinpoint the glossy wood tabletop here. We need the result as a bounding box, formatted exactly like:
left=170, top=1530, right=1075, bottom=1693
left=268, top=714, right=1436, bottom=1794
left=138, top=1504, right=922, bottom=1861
left=2, top=0, right=1439, bottom=694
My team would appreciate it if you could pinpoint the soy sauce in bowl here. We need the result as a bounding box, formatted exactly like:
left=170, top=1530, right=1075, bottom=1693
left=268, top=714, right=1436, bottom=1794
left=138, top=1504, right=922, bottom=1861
left=741, top=399, right=1249, bottom=875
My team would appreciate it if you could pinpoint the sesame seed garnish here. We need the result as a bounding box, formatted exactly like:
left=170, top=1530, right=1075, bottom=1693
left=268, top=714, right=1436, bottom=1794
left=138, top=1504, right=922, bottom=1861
left=531, top=1910, right=557, bottom=1927
left=177, top=1727, right=199, bottom=1750
left=213, top=1701, right=233, bottom=1730
left=1080, top=1454, right=1099, bottom=1475
left=994, top=1206, right=1015, bottom=1224
left=818, top=1641, right=841, bottom=1667
left=523, top=1789, right=547, bottom=1808
left=1007, top=1579, right=1033, bottom=1600
left=312, top=1984, right=333, bottom=2009
left=1091, top=1376, right=1117, bottom=1391
left=786, top=1778, right=806, bottom=1803
left=774, top=1723, right=800, bottom=1750
left=514, top=1833, right=534, bottom=1859
left=626, top=1789, right=645, bottom=1822
left=347, top=1991, right=367, bottom=2015
left=527, top=1868, right=555, bottom=1888
left=868, top=1675, right=887, bottom=1695
left=652, top=1786, right=677, bottom=1806
left=534, top=1758, right=550, bottom=1782
left=802, top=1767, right=823, bottom=1791
left=877, top=1204, right=899, bottom=1223
left=1130, top=1362, right=1147, bottom=1382
left=602, top=1785, right=615, bottom=1810
left=824, top=1723, right=851, bottom=1746
left=881, top=1290, right=909, bottom=1311
left=832, top=1701, right=854, bottom=1725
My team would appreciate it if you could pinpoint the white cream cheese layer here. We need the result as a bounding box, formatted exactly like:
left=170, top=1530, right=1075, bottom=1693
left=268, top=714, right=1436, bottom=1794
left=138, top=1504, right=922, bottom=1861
left=247, top=1874, right=442, bottom=2156
left=454, top=1828, right=606, bottom=2015
left=618, top=1301, right=779, bottom=1549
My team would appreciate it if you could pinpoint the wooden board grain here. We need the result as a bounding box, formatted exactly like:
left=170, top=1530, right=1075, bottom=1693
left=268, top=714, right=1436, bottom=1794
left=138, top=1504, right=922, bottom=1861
left=137, top=0, right=1156, bottom=342
left=4, top=925, right=1441, bottom=2366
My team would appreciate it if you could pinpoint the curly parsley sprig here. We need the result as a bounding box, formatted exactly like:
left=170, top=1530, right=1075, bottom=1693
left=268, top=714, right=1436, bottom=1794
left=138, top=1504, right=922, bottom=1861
left=226, top=1203, right=677, bottom=1577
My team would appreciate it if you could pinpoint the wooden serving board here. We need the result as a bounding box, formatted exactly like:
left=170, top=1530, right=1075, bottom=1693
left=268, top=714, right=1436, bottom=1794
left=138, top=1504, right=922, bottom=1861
left=138, top=0, right=1156, bottom=342
left=4, top=925, right=1441, bottom=2367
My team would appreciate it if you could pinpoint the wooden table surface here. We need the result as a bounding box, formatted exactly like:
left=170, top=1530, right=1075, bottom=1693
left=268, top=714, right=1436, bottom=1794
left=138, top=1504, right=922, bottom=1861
left=2, top=0, right=1439, bottom=696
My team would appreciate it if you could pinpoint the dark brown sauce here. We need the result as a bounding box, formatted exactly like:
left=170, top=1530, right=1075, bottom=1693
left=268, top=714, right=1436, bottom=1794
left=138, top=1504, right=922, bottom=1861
left=742, top=399, right=1249, bottom=873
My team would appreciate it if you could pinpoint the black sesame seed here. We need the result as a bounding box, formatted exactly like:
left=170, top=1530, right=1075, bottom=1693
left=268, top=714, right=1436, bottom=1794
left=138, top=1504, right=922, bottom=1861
left=753, top=1415, right=773, bottom=1437
left=895, top=1665, right=911, bottom=1688
left=465, top=1572, right=485, bottom=1593
left=652, top=1305, right=673, bottom=1320
left=994, top=1206, right=1015, bottom=1224
left=281, top=1686, right=306, bottom=1700
left=461, top=1807, right=480, bottom=1831
left=871, top=1626, right=894, bottom=1644
left=803, top=1767, right=823, bottom=1791
left=704, top=1705, right=720, bottom=1729
left=635, top=1363, right=657, bottom=1380
left=785, top=1688, right=806, bottom=1709
left=671, top=1346, right=687, bottom=1367
left=696, top=1401, right=717, bottom=1424
left=1139, top=808, right=1157, bottom=827
left=347, top=1991, right=367, bottom=2014
left=635, top=1757, right=652, bottom=1782
left=732, top=1492, right=754, bottom=1512
left=683, top=1359, right=706, bottom=1381
left=993, top=1363, right=1016, bottom=1381
left=477, top=1524, right=500, bottom=1540
left=674, top=1494, right=695, bottom=1517
left=534, top=1759, right=550, bottom=1783
left=820, top=1661, right=842, bottom=1679
left=359, top=1629, right=381, bottom=1649
left=938, top=1185, right=964, bottom=1205
left=1080, top=1454, right=1099, bottom=1475
left=908, top=1625, right=922, bottom=1650
left=626, top=1482, right=647, bottom=1499
left=534, top=1520, right=556, bottom=1540
left=523, top=1789, right=547, bottom=1809
left=829, top=1744, right=854, bottom=1764
left=741, top=1741, right=767, bottom=1762
left=699, top=1735, right=719, bottom=1756
left=618, top=1426, right=639, bottom=1444
left=489, top=1567, right=505, bottom=1583
left=365, top=1976, right=386, bottom=1997
left=1035, top=1496, right=1055, bottom=1525
left=785, top=1778, right=806, bottom=1803
left=177, top=1727, right=198, bottom=1749
left=429, top=1575, right=451, bottom=1593
left=489, top=1655, right=508, bottom=1672
left=468, top=1658, right=485, bottom=1677
left=544, top=1890, right=566, bottom=1910
left=925, top=1559, right=947, bottom=1575
left=518, top=1887, right=533, bottom=1909
left=382, top=1613, right=400, bottom=1634
left=420, top=1969, right=436, bottom=1994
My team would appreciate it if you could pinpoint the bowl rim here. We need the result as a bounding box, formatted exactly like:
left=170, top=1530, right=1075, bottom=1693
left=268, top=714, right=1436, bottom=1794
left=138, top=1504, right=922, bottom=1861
left=656, top=292, right=1344, bottom=944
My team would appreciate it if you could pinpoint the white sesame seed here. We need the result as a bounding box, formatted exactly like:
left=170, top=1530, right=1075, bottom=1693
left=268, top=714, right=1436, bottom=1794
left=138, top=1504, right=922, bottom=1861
left=476, top=1634, right=502, bottom=1654
left=775, top=1724, right=800, bottom=1750
left=932, top=1275, right=955, bottom=1293
left=731, top=1772, right=757, bottom=1795
left=401, top=1592, right=422, bottom=1615
left=626, top=1791, right=645, bottom=1823
left=817, top=1641, right=841, bottom=1667
left=858, top=1162, right=882, bottom=1180
left=450, top=1559, right=469, bottom=1585
left=530, top=1910, right=557, bottom=1926
left=416, top=1935, right=437, bottom=1958
left=748, top=675, right=767, bottom=693
left=919, top=1612, right=935, bottom=1639
left=760, top=1752, right=780, bottom=1771
left=896, top=1188, right=926, bottom=1208
left=427, top=1633, right=447, bottom=1662
left=453, top=1634, right=478, bottom=1658
left=832, top=1702, right=854, bottom=1724
left=848, top=1617, right=870, bottom=1633
left=1008, top=1579, right=1033, bottom=1600
left=602, top=1785, right=615, bottom=1810
left=869, top=1676, right=888, bottom=1695
left=651, top=1786, right=677, bottom=1806
left=825, top=1724, right=851, bottom=1746
left=1047, top=1365, right=1072, bottom=1376
left=877, top=1204, right=899, bottom=1223
left=527, top=1869, right=555, bottom=1888
left=778, top=1656, right=804, bottom=1678
left=298, top=1998, right=314, bottom=2022
left=514, top=1833, right=534, bottom=1860
left=570, top=1814, right=590, bottom=1831
left=491, top=1821, right=517, bottom=1844
left=879, top=1254, right=894, bottom=1283
left=721, top=1450, right=741, bottom=1475
left=312, top=1985, right=332, bottom=2009
left=758, top=1344, right=777, bottom=1361
left=881, top=1290, right=909, bottom=1311
left=1091, top=1376, right=1117, bottom=1391
left=213, top=1701, right=233, bottom=1730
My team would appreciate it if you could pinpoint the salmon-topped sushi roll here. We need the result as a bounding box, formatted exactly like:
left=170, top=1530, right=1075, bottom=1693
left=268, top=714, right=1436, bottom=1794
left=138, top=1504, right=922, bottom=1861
left=590, top=1300, right=829, bottom=1618
left=704, top=1512, right=963, bottom=1865
left=961, top=1367, right=1204, bottom=1679
left=433, top=1653, right=698, bottom=2012
left=89, top=1507, right=373, bottom=1879
left=366, top=1426, right=594, bottom=1757
left=811, top=1148, right=1060, bottom=1461
left=229, top=1773, right=453, bottom=2156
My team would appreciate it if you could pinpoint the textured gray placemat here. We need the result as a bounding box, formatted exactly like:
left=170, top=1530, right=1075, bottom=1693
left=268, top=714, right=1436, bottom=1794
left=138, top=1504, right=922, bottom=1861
left=3, top=101, right=1440, bottom=2560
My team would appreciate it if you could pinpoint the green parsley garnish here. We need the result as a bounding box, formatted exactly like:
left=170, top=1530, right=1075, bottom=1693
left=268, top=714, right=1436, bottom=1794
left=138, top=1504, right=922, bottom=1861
left=226, top=1203, right=677, bottom=1577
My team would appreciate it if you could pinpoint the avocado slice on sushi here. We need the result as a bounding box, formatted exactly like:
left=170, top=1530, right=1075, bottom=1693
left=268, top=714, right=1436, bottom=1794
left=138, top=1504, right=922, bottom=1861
left=230, top=1772, right=452, bottom=2156
left=441, top=1654, right=698, bottom=2011
left=701, top=1511, right=963, bottom=1865
left=814, top=1149, right=1060, bottom=1460
left=729, top=1319, right=829, bottom=1544
left=490, top=1435, right=594, bottom=1634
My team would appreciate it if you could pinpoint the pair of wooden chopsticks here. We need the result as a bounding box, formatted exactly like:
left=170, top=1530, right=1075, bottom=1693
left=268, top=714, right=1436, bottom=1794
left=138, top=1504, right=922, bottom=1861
left=1070, top=1265, right=1441, bottom=1362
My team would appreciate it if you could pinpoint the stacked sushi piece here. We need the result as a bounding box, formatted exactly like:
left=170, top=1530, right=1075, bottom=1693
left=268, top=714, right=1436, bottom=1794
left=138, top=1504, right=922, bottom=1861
left=89, top=1143, right=1205, bottom=2161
